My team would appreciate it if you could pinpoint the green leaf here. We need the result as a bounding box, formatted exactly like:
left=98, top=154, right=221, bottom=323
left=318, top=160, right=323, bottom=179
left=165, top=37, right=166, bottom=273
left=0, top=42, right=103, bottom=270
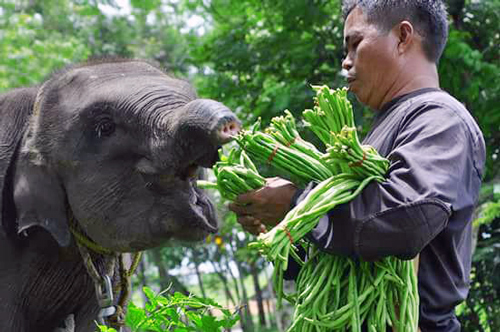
left=200, top=315, right=220, bottom=332
left=125, top=302, right=145, bottom=330
left=77, top=5, right=101, bottom=16
left=143, top=287, right=157, bottom=303
left=130, top=0, right=160, bottom=11
left=164, top=307, right=180, bottom=322
left=221, top=313, right=241, bottom=328
left=185, top=310, right=203, bottom=326
left=96, top=324, right=117, bottom=332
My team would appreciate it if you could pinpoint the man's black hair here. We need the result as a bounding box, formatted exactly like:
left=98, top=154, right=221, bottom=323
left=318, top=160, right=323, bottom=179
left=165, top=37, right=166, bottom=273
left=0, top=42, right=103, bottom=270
left=342, top=0, right=449, bottom=63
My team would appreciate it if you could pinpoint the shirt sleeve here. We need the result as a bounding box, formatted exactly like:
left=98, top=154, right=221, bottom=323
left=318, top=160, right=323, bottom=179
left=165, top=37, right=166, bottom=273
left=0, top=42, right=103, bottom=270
left=302, top=103, right=476, bottom=261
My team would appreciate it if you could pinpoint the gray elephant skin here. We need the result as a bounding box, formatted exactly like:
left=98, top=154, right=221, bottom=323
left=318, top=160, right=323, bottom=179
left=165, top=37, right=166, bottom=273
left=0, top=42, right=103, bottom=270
left=0, top=59, right=240, bottom=332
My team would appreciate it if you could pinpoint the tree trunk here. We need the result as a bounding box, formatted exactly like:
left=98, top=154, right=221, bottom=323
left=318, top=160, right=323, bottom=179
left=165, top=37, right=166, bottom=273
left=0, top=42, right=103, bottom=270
left=250, top=262, right=266, bottom=327
left=264, top=267, right=282, bottom=331
left=137, top=255, right=149, bottom=305
left=223, top=253, right=242, bottom=304
left=471, top=201, right=484, bottom=255
left=225, top=237, right=250, bottom=331
left=150, top=248, right=189, bottom=295
left=210, top=260, right=236, bottom=306
left=264, top=298, right=273, bottom=329
left=446, top=0, right=466, bottom=28
left=193, top=257, right=208, bottom=299
left=234, top=258, right=254, bottom=332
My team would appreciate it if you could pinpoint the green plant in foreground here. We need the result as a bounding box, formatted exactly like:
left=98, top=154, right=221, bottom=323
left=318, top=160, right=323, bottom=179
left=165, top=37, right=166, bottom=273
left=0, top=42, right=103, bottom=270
left=474, top=199, right=500, bottom=227
left=97, top=286, right=240, bottom=332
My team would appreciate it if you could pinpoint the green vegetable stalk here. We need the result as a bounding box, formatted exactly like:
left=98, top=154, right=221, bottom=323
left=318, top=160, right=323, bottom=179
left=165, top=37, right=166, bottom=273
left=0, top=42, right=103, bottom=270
left=266, top=109, right=325, bottom=162
left=212, top=149, right=265, bottom=201
left=302, top=86, right=355, bottom=146
left=236, top=128, right=333, bottom=186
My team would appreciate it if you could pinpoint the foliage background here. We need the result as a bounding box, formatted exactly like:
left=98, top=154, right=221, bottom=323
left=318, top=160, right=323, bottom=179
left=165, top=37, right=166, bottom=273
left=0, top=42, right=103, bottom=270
left=0, top=0, right=498, bottom=331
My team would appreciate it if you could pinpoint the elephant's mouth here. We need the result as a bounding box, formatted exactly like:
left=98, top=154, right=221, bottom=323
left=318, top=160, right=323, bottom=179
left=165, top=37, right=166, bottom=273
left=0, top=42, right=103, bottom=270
left=190, top=180, right=218, bottom=234
left=176, top=148, right=220, bottom=181
left=170, top=150, right=221, bottom=235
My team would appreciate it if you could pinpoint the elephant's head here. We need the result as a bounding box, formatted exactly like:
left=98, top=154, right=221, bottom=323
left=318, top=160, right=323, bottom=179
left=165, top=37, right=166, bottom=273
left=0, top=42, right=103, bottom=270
left=13, top=59, right=240, bottom=252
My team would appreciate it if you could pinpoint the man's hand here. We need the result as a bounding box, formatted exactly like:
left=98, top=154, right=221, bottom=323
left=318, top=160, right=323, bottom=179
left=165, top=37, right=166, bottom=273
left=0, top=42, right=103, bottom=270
left=228, top=177, right=297, bottom=235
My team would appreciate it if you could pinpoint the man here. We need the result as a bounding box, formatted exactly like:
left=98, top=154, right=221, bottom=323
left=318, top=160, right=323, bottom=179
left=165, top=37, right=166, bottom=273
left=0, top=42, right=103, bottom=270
left=229, top=1, right=486, bottom=331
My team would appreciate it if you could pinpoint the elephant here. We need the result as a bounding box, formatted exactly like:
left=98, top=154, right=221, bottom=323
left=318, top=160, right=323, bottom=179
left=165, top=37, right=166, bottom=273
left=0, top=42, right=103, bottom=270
left=0, top=59, right=241, bottom=332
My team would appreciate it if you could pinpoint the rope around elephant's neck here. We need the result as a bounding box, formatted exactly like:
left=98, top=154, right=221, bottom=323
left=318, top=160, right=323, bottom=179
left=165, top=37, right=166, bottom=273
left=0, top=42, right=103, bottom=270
left=69, top=225, right=114, bottom=255
left=69, top=214, right=142, bottom=330
left=68, top=215, right=142, bottom=275
left=69, top=226, right=143, bottom=278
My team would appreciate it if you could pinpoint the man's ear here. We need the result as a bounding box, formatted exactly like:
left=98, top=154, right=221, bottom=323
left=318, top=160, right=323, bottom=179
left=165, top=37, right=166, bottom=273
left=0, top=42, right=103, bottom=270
left=396, top=20, right=415, bottom=55
left=13, top=155, right=71, bottom=247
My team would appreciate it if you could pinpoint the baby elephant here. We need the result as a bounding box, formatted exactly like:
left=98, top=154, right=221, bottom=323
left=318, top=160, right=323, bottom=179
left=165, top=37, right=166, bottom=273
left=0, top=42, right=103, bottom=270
left=0, top=59, right=240, bottom=331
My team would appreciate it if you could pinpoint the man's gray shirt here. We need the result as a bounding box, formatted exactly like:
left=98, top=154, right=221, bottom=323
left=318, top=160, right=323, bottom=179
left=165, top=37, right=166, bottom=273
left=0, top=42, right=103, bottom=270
left=289, top=88, right=486, bottom=331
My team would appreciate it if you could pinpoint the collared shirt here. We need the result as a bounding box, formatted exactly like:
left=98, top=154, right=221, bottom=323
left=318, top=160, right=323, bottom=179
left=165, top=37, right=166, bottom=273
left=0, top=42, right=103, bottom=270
left=287, top=88, right=486, bottom=331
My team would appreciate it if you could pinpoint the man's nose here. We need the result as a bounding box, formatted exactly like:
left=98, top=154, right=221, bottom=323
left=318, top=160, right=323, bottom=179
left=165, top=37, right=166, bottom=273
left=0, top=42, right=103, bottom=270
left=342, top=55, right=353, bottom=71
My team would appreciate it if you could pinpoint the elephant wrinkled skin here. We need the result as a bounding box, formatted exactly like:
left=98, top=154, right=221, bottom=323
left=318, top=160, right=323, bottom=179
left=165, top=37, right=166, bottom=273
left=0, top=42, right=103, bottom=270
left=0, top=59, right=240, bottom=332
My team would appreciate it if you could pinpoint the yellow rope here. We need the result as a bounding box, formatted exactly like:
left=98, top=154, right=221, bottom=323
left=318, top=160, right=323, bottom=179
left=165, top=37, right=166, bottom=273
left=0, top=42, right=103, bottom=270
left=70, top=221, right=144, bottom=330
left=69, top=222, right=143, bottom=277
left=69, top=225, right=114, bottom=255
left=69, top=225, right=143, bottom=277
left=127, top=252, right=143, bottom=277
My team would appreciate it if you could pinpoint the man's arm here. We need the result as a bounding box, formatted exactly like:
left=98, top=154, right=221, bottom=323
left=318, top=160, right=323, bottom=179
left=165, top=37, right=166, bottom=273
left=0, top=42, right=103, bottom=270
left=305, top=105, right=479, bottom=261
left=230, top=104, right=481, bottom=263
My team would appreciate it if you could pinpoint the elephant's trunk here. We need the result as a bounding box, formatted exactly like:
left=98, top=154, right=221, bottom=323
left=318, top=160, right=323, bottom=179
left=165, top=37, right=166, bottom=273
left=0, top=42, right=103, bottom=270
left=171, top=99, right=241, bottom=168
left=182, top=99, right=240, bottom=144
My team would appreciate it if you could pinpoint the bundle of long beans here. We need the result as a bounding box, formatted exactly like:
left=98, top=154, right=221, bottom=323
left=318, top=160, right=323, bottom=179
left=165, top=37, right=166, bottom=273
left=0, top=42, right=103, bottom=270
left=236, top=124, right=333, bottom=186
left=211, top=85, right=418, bottom=331
left=302, top=86, right=354, bottom=146
left=210, top=149, right=265, bottom=201
left=290, top=249, right=418, bottom=332
left=324, top=127, right=390, bottom=179
left=266, top=110, right=325, bottom=161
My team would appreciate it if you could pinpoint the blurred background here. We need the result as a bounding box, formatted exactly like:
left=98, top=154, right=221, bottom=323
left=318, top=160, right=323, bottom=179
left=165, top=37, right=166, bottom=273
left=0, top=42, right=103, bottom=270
left=0, top=0, right=498, bottom=331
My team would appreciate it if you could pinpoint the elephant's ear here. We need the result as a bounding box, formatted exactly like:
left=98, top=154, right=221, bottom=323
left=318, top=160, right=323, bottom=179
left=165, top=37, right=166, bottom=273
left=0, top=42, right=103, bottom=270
left=13, top=155, right=71, bottom=247
left=0, top=87, right=38, bottom=238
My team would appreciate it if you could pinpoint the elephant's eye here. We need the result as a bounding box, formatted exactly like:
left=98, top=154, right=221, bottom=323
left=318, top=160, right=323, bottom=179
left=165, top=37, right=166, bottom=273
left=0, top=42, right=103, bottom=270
left=95, top=118, right=116, bottom=137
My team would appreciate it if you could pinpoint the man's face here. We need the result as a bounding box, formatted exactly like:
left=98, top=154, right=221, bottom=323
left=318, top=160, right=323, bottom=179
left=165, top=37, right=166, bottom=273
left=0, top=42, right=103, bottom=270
left=342, top=7, right=400, bottom=109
